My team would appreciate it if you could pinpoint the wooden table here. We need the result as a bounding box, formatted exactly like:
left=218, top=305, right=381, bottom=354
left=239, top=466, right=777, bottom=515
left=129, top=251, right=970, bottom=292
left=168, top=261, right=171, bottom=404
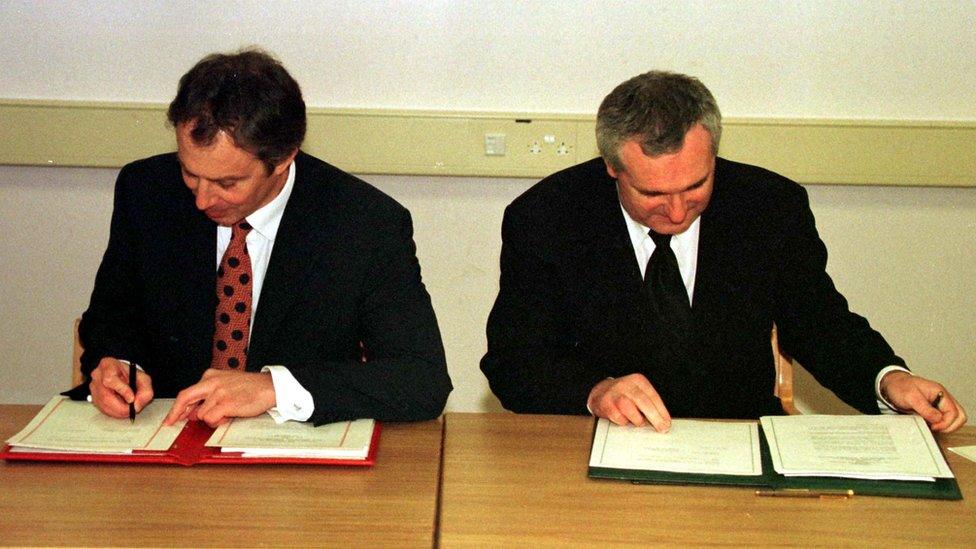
left=440, top=413, right=976, bottom=547
left=0, top=405, right=443, bottom=547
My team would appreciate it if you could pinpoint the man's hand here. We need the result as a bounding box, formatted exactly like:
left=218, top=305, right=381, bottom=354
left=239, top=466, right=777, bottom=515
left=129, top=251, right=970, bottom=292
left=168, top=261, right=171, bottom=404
left=89, top=357, right=154, bottom=418
left=163, top=369, right=276, bottom=427
left=587, top=373, right=672, bottom=432
left=880, top=370, right=968, bottom=433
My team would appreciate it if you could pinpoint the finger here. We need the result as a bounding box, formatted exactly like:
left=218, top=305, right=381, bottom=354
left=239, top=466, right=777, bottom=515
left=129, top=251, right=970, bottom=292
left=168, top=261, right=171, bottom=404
left=627, top=378, right=671, bottom=432
left=133, top=372, right=154, bottom=412
left=163, top=383, right=212, bottom=425
left=164, top=399, right=199, bottom=426
left=106, top=373, right=136, bottom=404
left=614, top=397, right=646, bottom=427
left=162, top=402, right=183, bottom=426
left=89, top=377, right=129, bottom=418
left=200, top=368, right=221, bottom=381
left=895, top=387, right=943, bottom=425
left=96, top=362, right=137, bottom=404
left=90, top=383, right=129, bottom=418
left=199, top=402, right=232, bottom=427
left=946, top=410, right=967, bottom=434
left=936, top=398, right=967, bottom=434
left=603, top=402, right=630, bottom=426
left=194, top=391, right=222, bottom=425
left=630, top=391, right=671, bottom=433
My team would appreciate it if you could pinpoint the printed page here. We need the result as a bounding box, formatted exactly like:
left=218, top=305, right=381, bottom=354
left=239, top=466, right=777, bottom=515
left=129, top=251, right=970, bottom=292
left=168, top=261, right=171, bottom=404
left=589, top=418, right=763, bottom=476
left=949, top=446, right=976, bottom=464
left=6, top=396, right=184, bottom=453
left=206, top=415, right=375, bottom=459
left=760, top=415, right=953, bottom=481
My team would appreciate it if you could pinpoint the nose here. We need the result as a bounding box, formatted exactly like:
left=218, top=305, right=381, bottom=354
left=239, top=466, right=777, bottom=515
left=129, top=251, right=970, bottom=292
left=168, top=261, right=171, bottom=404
left=666, top=194, right=687, bottom=224
left=194, top=180, right=217, bottom=211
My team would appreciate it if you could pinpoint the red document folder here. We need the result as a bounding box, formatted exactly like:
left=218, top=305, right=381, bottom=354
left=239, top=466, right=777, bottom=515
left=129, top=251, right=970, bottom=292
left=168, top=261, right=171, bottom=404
left=1, top=419, right=381, bottom=467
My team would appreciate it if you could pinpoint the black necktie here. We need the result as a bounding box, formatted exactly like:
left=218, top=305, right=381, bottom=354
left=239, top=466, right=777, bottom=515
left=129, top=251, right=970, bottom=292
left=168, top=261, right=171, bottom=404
left=644, top=230, right=692, bottom=336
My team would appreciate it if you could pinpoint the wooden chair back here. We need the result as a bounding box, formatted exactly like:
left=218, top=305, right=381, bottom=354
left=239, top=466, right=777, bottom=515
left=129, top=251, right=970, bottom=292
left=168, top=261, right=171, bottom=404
left=72, top=318, right=84, bottom=387
left=771, top=324, right=799, bottom=415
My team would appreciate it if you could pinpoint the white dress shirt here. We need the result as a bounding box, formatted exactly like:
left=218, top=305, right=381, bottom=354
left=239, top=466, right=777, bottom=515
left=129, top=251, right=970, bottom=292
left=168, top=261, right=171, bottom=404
left=215, top=162, right=314, bottom=423
left=617, top=203, right=905, bottom=413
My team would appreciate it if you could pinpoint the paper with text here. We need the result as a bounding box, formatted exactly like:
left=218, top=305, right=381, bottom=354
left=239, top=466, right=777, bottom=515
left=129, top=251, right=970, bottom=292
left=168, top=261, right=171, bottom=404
left=207, top=415, right=375, bottom=459
left=589, top=418, right=763, bottom=476
left=760, top=415, right=953, bottom=481
left=949, top=446, right=976, bottom=463
left=5, top=396, right=184, bottom=453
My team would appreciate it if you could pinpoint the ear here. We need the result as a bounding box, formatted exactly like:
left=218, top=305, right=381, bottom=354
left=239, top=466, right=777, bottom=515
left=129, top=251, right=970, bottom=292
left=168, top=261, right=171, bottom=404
left=604, top=159, right=619, bottom=180
left=273, top=148, right=300, bottom=176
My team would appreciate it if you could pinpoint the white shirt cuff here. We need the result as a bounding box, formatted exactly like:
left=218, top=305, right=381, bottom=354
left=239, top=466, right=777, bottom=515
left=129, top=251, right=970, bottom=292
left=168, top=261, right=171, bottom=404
left=261, top=365, right=314, bottom=423
left=875, top=365, right=911, bottom=414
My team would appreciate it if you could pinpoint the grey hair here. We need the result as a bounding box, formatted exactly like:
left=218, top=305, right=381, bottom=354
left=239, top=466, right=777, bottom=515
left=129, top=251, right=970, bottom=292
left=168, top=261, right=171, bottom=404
left=596, top=71, right=722, bottom=172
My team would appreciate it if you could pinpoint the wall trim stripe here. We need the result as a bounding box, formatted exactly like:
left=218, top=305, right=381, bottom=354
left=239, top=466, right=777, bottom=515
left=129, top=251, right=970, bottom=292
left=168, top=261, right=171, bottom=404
left=1, top=99, right=973, bottom=186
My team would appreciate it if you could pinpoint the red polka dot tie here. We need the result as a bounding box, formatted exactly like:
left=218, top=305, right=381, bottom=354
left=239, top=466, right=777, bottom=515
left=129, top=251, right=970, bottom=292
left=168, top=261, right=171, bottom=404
left=212, top=221, right=253, bottom=370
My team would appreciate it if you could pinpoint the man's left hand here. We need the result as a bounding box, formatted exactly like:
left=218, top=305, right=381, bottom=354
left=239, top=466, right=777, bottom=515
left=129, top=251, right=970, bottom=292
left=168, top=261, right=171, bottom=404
left=163, top=369, right=276, bottom=427
left=880, top=371, right=967, bottom=433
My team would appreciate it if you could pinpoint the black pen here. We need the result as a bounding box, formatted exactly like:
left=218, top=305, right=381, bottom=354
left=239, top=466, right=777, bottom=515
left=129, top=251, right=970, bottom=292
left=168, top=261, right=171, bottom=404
left=128, top=361, right=137, bottom=423
left=932, top=391, right=944, bottom=410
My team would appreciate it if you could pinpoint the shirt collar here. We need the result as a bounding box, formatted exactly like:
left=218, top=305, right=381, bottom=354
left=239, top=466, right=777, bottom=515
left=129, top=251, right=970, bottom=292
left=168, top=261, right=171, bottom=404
left=619, top=202, right=701, bottom=253
left=244, top=161, right=296, bottom=242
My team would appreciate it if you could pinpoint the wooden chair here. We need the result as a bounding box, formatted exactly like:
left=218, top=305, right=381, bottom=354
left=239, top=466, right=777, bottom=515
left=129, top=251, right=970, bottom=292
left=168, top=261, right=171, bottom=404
left=771, top=324, right=799, bottom=415
left=72, top=318, right=84, bottom=387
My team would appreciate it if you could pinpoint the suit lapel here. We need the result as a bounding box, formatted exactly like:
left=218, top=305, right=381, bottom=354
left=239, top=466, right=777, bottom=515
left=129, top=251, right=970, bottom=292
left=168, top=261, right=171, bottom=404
left=249, top=158, right=333, bottom=361
left=580, top=174, right=643, bottom=296
left=574, top=172, right=650, bottom=363
left=693, top=161, right=740, bottom=325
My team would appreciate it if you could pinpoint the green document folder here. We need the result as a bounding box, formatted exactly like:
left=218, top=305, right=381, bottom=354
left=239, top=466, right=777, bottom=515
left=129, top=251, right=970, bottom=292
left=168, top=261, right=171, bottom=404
left=588, top=427, right=962, bottom=500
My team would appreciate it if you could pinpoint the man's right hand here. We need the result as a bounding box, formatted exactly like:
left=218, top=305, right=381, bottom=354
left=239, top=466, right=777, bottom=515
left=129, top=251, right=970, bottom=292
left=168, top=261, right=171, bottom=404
left=89, top=357, right=154, bottom=418
left=587, top=373, right=672, bottom=432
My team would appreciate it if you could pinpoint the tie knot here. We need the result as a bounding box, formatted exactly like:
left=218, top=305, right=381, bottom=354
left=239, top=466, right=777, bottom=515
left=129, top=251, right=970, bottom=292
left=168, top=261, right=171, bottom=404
left=648, top=229, right=671, bottom=249
left=232, top=221, right=253, bottom=239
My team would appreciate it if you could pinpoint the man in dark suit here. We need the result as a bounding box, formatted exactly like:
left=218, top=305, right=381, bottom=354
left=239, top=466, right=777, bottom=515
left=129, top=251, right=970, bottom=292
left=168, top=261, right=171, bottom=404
left=75, top=49, right=451, bottom=426
left=481, top=71, right=965, bottom=433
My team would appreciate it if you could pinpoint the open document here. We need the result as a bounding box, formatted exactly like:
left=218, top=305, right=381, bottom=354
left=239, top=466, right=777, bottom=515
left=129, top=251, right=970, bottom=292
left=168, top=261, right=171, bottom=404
left=2, top=395, right=380, bottom=467
left=207, top=415, right=375, bottom=459
left=5, top=396, right=184, bottom=454
left=760, top=415, right=954, bottom=481
left=589, top=418, right=763, bottom=476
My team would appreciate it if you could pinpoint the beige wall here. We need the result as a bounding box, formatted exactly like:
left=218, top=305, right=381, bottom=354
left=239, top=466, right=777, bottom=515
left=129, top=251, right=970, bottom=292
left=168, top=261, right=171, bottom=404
left=1, top=166, right=974, bottom=417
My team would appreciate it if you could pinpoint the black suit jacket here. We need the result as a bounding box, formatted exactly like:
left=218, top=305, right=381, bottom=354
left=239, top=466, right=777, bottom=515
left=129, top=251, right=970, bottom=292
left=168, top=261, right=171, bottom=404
left=76, top=151, right=451, bottom=424
left=481, top=157, right=903, bottom=419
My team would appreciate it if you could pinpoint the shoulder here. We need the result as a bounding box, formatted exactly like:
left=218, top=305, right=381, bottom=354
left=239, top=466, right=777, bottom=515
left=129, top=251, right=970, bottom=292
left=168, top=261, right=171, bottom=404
left=713, top=157, right=807, bottom=205
left=295, top=152, right=407, bottom=215
left=509, top=157, right=609, bottom=211
left=711, top=157, right=810, bottom=218
left=708, top=157, right=815, bottom=242
left=293, top=151, right=411, bottom=227
left=117, top=152, right=181, bottom=183
left=504, top=157, right=614, bottom=235
left=113, top=153, right=188, bottom=207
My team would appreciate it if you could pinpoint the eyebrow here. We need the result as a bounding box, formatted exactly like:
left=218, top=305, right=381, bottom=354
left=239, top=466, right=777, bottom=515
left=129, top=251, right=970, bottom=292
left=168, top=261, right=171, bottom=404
left=178, top=161, right=246, bottom=184
left=639, top=175, right=708, bottom=197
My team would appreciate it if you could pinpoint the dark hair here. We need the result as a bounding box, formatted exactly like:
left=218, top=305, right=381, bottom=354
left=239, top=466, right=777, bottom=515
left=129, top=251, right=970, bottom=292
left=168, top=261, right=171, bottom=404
left=167, top=48, right=306, bottom=173
left=596, top=71, right=721, bottom=172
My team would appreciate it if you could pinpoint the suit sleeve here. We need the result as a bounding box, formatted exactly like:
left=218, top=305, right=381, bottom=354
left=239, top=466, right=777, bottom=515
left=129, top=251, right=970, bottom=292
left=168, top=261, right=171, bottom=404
left=771, top=185, right=904, bottom=414
left=480, top=206, right=609, bottom=414
left=75, top=164, right=149, bottom=387
left=287, top=209, right=452, bottom=425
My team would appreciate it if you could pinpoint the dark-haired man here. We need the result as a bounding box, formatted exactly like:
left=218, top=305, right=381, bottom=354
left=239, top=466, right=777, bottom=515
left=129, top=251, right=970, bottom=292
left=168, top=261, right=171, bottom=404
left=73, top=49, right=451, bottom=426
left=481, top=71, right=966, bottom=433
